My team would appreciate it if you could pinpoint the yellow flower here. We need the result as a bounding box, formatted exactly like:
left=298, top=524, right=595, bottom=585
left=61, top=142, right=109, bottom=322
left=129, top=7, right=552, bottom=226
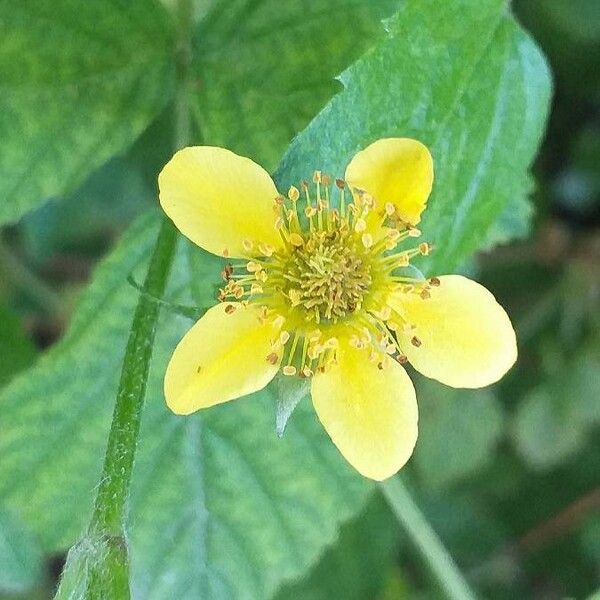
left=158, top=138, right=517, bottom=481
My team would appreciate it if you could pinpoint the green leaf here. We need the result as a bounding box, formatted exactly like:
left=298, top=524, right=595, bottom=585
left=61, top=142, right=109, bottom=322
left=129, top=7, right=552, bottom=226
left=192, top=0, right=399, bottom=169
left=513, top=387, right=583, bottom=469
left=0, top=305, right=37, bottom=387
left=0, top=213, right=370, bottom=599
left=0, top=510, right=43, bottom=594
left=0, top=0, right=174, bottom=225
left=275, top=0, right=552, bottom=270
left=414, top=380, right=504, bottom=490
left=481, top=179, right=535, bottom=250
left=513, top=347, right=600, bottom=469
left=275, top=495, right=399, bottom=600
left=19, top=156, right=153, bottom=263
left=0, top=1, right=553, bottom=596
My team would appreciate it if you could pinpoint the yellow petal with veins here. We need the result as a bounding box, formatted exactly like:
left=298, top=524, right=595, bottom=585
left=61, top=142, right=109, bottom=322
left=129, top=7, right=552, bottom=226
left=165, top=303, right=282, bottom=415
left=159, top=146, right=284, bottom=258
left=391, top=275, right=517, bottom=388
left=311, top=342, right=418, bottom=481
left=345, top=138, right=433, bottom=228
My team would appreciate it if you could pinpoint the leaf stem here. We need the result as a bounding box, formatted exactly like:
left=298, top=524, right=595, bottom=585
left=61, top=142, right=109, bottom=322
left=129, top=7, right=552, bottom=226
left=380, top=477, right=478, bottom=600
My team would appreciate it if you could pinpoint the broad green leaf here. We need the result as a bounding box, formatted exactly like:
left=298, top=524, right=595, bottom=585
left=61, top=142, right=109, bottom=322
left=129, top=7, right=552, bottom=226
left=275, top=0, right=552, bottom=272
left=19, top=156, right=152, bottom=263
left=0, top=1, right=174, bottom=225
left=192, top=0, right=399, bottom=169
left=0, top=510, right=43, bottom=594
left=482, top=181, right=535, bottom=250
left=0, top=305, right=37, bottom=387
left=513, top=387, right=583, bottom=469
left=0, top=212, right=370, bottom=600
left=0, top=1, right=553, bottom=596
left=275, top=495, right=399, bottom=600
left=414, top=380, right=504, bottom=490
left=513, top=348, right=600, bottom=469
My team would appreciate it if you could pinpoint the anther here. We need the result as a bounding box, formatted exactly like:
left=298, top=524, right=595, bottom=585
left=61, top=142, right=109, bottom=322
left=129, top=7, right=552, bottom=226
left=283, top=365, right=297, bottom=376
left=419, top=242, right=430, bottom=256
left=385, top=202, right=396, bottom=216
left=396, top=253, right=410, bottom=267
left=429, top=277, right=441, bottom=286
left=411, top=336, right=422, bottom=347
left=354, top=218, right=367, bottom=233
left=272, top=315, right=285, bottom=329
left=225, top=304, right=236, bottom=314
left=335, top=178, right=345, bottom=189
left=242, top=239, right=254, bottom=251
left=266, top=352, right=279, bottom=365
left=289, top=233, right=304, bottom=247
left=362, top=233, right=373, bottom=248
left=288, top=186, right=300, bottom=202
left=258, top=243, right=274, bottom=256
left=221, top=264, right=233, bottom=280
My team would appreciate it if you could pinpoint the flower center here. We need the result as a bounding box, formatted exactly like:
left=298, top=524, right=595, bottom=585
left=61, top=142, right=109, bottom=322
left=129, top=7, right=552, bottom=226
left=281, top=227, right=372, bottom=323
left=217, top=171, right=436, bottom=377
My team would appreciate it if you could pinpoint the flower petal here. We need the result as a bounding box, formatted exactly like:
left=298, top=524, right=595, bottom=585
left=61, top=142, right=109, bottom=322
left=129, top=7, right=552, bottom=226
left=392, top=275, right=517, bottom=388
left=345, top=138, right=433, bottom=227
left=165, top=303, right=282, bottom=415
left=311, top=343, right=418, bottom=481
left=159, top=146, right=284, bottom=258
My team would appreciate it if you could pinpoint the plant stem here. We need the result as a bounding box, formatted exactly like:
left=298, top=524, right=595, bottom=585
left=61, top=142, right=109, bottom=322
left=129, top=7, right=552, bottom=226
left=380, top=477, right=478, bottom=600
left=89, top=0, right=193, bottom=540
left=89, top=219, right=177, bottom=534
left=54, top=1, right=192, bottom=596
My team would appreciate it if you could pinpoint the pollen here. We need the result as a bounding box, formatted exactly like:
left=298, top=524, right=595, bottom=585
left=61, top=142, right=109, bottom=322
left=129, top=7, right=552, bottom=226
left=280, top=227, right=372, bottom=324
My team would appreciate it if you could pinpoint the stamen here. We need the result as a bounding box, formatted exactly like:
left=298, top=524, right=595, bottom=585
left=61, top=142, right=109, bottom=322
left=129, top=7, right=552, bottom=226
left=215, top=169, right=437, bottom=378
left=288, top=186, right=300, bottom=202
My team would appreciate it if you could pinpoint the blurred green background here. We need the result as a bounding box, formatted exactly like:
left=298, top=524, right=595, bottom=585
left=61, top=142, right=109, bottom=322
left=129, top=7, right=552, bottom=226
left=0, top=0, right=599, bottom=598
